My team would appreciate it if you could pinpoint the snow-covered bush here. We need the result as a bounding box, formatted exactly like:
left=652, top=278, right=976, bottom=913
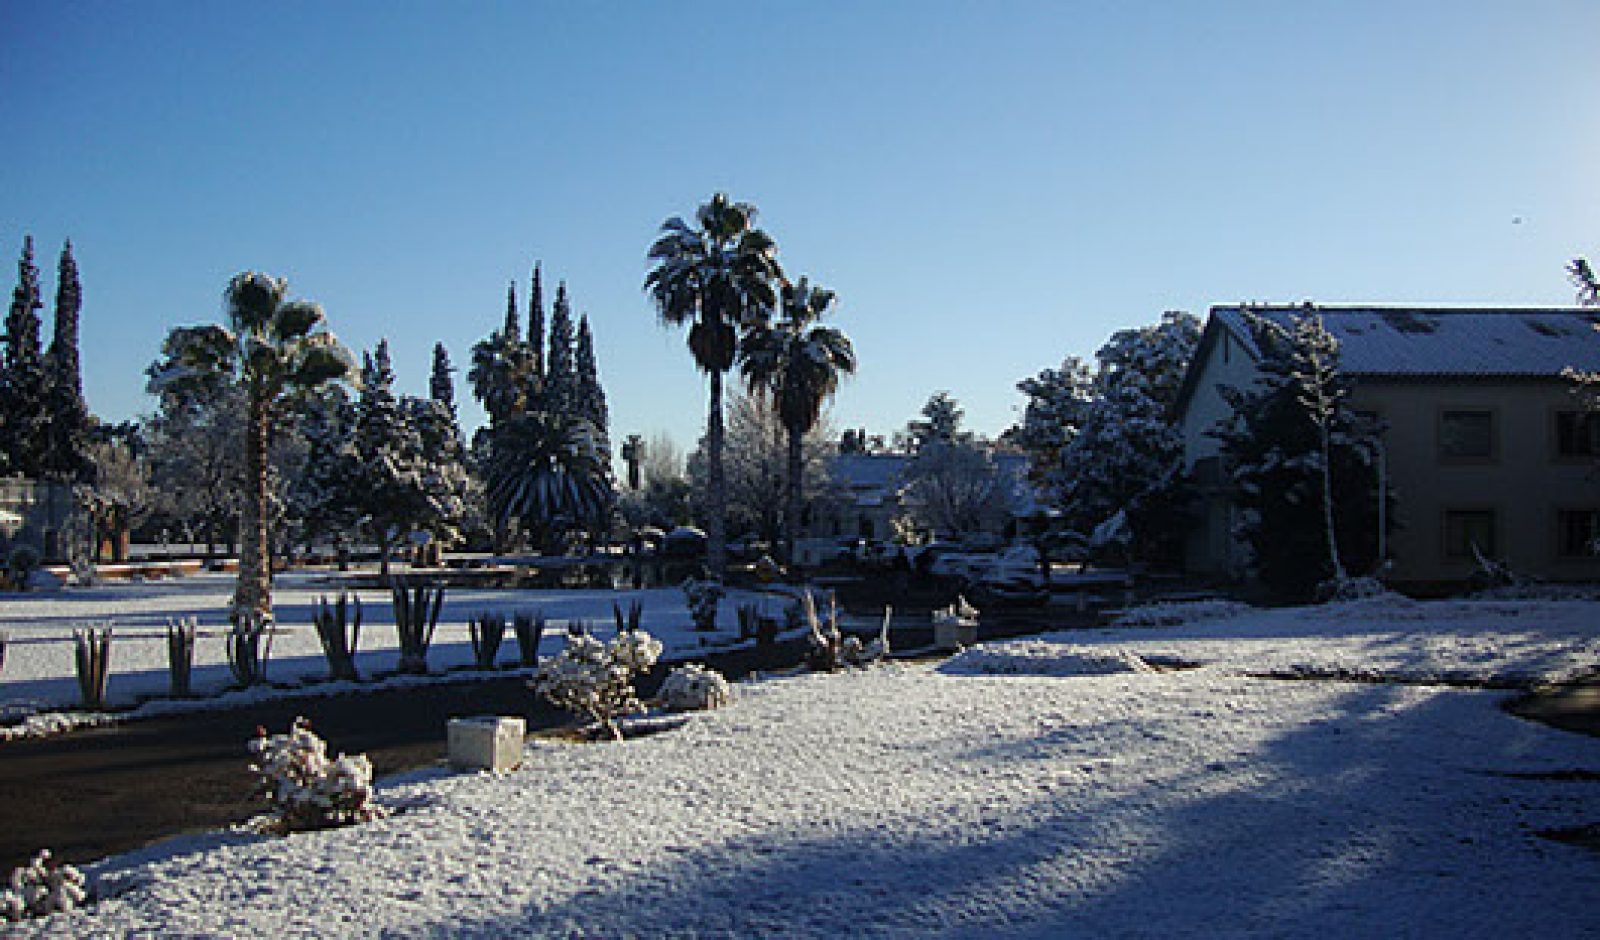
left=682, top=577, right=723, bottom=631
left=534, top=627, right=664, bottom=740
left=1111, top=599, right=1252, bottom=629
left=247, top=717, right=381, bottom=833
left=2, top=849, right=88, bottom=922
left=658, top=664, right=733, bottom=712
left=1316, top=575, right=1393, bottom=604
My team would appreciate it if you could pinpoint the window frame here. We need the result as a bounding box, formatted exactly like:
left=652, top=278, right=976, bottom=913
left=1437, top=408, right=1497, bottom=464
left=1441, top=507, right=1499, bottom=562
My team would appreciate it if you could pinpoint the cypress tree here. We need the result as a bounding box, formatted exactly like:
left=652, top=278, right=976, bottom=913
left=430, top=342, right=456, bottom=415
left=3, top=236, right=48, bottom=477
left=544, top=280, right=577, bottom=415
left=41, top=240, right=92, bottom=482
left=528, top=262, right=545, bottom=381
left=575, top=313, right=610, bottom=457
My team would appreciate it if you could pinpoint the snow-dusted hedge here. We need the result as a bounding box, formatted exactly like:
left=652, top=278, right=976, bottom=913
left=534, top=628, right=664, bottom=740
left=247, top=717, right=381, bottom=833
left=1110, top=599, right=1251, bottom=629
left=658, top=664, right=732, bottom=712
left=2, top=849, right=88, bottom=922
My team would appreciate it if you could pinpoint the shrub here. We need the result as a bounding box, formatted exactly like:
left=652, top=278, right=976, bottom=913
left=313, top=593, right=363, bottom=681
left=512, top=611, right=547, bottom=667
left=247, top=717, right=382, bottom=833
left=226, top=612, right=273, bottom=686
left=1, top=849, right=88, bottom=922
left=166, top=618, right=197, bottom=697
left=391, top=579, right=444, bottom=674
left=533, top=626, right=663, bottom=741
left=658, top=664, right=732, bottom=712
left=468, top=612, right=506, bottom=670
left=7, top=545, right=40, bottom=592
left=802, top=592, right=890, bottom=671
left=73, top=626, right=113, bottom=710
left=681, top=577, right=723, bottom=631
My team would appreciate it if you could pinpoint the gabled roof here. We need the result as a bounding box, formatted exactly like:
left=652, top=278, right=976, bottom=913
left=1212, top=304, right=1600, bottom=377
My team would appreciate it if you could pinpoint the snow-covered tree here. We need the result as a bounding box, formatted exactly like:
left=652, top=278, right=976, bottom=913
left=3, top=236, right=48, bottom=477
left=897, top=395, right=1005, bottom=541
left=1570, top=257, right=1598, bottom=306
left=289, top=387, right=359, bottom=550
left=1211, top=308, right=1390, bottom=600
left=527, top=262, right=546, bottom=392
left=40, top=241, right=92, bottom=483
left=688, top=391, right=832, bottom=549
left=351, top=340, right=463, bottom=573
left=143, top=381, right=248, bottom=555
left=1049, top=311, right=1200, bottom=566
left=1007, top=355, right=1095, bottom=482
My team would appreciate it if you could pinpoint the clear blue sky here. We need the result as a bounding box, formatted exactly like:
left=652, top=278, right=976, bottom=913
left=3, top=1, right=1597, bottom=451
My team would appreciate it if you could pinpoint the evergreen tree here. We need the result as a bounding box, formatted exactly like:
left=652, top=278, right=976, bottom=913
left=467, top=283, right=534, bottom=426
left=574, top=313, right=610, bottom=457
left=3, top=236, right=48, bottom=476
left=544, top=281, right=577, bottom=415
left=353, top=340, right=423, bottom=574
left=1212, top=310, right=1389, bottom=600
left=429, top=342, right=456, bottom=414
left=40, top=241, right=92, bottom=482
left=528, top=262, right=546, bottom=383
left=289, top=388, right=359, bottom=550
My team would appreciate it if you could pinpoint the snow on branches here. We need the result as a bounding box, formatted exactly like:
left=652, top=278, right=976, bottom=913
left=247, top=718, right=382, bottom=833
left=533, top=625, right=664, bottom=740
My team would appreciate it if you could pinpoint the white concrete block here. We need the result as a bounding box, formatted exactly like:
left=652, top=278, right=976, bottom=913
left=448, top=716, right=526, bottom=772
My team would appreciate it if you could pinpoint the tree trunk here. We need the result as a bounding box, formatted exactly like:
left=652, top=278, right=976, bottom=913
left=784, top=424, right=803, bottom=571
left=705, top=369, right=726, bottom=579
left=232, top=392, right=272, bottom=623
left=1319, top=422, right=1346, bottom=582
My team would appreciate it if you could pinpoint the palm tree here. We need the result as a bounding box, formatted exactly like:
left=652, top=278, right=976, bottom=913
left=740, top=277, right=856, bottom=568
left=150, top=273, right=354, bottom=622
left=485, top=412, right=613, bottom=554
left=645, top=194, right=782, bottom=577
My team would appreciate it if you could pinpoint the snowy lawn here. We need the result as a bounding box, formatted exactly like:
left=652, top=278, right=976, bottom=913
left=951, top=594, right=1600, bottom=686
left=0, top=573, right=793, bottom=721
left=19, top=661, right=1599, bottom=937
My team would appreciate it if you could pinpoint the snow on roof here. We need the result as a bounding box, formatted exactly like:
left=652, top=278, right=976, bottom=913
left=828, top=453, right=907, bottom=490
left=1212, top=304, right=1600, bottom=377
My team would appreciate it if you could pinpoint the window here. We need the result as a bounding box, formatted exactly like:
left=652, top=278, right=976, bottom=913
left=1554, top=411, right=1600, bottom=459
left=1557, top=510, right=1600, bottom=558
left=1443, top=509, right=1497, bottom=560
left=1439, top=410, right=1494, bottom=460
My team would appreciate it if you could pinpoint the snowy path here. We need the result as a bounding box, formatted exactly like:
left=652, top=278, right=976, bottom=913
left=19, top=662, right=1599, bottom=938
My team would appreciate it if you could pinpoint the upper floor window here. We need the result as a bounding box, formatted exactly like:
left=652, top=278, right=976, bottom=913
left=1439, top=410, right=1493, bottom=461
left=1554, top=411, right=1600, bottom=459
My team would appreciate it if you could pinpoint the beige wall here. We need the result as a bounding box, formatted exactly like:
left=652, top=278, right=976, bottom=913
left=1352, top=379, right=1600, bottom=584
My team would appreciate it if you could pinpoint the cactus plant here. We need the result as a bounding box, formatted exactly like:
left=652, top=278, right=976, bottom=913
left=468, top=611, right=507, bottom=670
left=166, top=617, right=197, bottom=696
left=73, top=625, right=113, bottom=709
left=313, top=593, right=363, bottom=681
left=227, top=611, right=273, bottom=687
left=390, top=579, right=444, bottom=674
left=512, top=611, right=546, bottom=667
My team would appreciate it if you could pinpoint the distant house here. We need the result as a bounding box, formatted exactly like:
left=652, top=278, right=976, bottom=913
left=1175, top=304, right=1600, bottom=588
left=0, top=477, right=81, bottom=564
left=796, top=451, right=1043, bottom=564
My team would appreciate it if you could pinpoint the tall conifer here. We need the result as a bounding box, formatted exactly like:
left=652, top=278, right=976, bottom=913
left=3, top=236, right=48, bottom=476
left=575, top=313, right=610, bottom=457
left=430, top=342, right=455, bottom=414
left=41, top=240, right=92, bottom=482
left=545, top=280, right=577, bottom=415
left=528, top=262, right=545, bottom=381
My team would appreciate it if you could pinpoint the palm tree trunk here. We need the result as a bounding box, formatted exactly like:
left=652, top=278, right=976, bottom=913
left=706, top=368, right=727, bottom=579
left=232, top=391, right=272, bottom=623
left=785, top=424, right=803, bottom=571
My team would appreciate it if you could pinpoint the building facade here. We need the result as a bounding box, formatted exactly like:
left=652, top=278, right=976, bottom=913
left=1177, top=305, right=1600, bottom=587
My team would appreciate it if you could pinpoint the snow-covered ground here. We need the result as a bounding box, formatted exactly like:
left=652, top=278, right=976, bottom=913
left=5, top=588, right=1600, bottom=936
left=0, top=573, right=795, bottom=721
